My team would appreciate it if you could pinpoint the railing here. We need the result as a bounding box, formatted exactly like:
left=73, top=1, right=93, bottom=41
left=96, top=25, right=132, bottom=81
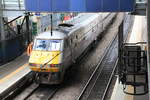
left=2, top=0, right=25, bottom=11
left=121, top=43, right=148, bottom=95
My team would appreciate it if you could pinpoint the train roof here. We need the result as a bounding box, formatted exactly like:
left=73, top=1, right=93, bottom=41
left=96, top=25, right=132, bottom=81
left=35, top=13, right=102, bottom=40
left=36, top=30, right=66, bottom=40
left=56, top=13, right=100, bottom=34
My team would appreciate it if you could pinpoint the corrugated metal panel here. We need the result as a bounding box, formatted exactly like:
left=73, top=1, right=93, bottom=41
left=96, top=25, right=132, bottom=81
left=103, top=0, right=119, bottom=11
left=70, top=0, right=85, bottom=11
left=86, top=0, right=102, bottom=12
left=39, top=0, right=52, bottom=11
left=25, top=0, right=135, bottom=12
left=53, top=0, right=70, bottom=11
left=25, top=0, right=38, bottom=11
left=120, top=0, right=135, bottom=11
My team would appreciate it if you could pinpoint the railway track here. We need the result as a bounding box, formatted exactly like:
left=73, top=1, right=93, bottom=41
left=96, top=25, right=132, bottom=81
left=2, top=13, right=116, bottom=100
left=76, top=32, right=118, bottom=100
left=76, top=14, right=133, bottom=100
left=2, top=14, right=133, bottom=100
left=14, top=83, right=60, bottom=100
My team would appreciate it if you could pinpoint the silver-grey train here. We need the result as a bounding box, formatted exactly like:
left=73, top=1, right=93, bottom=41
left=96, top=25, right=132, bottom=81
left=28, top=13, right=116, bottom=84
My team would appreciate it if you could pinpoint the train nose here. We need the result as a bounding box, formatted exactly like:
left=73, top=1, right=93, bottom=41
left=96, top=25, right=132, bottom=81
left=29, top=51, right=61, bottom=65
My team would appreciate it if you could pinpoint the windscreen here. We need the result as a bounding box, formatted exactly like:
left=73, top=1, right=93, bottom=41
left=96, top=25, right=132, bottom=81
left=34, top=39, right=62, bottom=51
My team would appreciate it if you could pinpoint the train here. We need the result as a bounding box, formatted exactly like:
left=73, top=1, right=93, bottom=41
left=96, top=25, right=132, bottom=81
left=28, top=13, right=116, bottom=84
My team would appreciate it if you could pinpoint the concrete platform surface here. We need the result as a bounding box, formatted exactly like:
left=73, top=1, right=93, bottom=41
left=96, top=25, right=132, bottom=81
left=0, top=53, right=31, bottom=94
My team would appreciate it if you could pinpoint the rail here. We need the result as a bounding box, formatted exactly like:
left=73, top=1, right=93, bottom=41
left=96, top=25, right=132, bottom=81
left=76, top=31, right=118, bottom=100
left=77, top=14, right=132, bottom=100
left=21, top=84, right=59, bottom=100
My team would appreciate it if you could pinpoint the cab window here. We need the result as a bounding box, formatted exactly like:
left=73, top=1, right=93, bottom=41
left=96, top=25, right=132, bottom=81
left=34, top=39, right=49, bottom=51
left=49, top=40, right=61, bottom=51
left=34, top=39, right=62, bottom=51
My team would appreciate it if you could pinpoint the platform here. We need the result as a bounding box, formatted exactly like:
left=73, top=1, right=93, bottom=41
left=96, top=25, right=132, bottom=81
left=110, top=16, right=148, bottom=100
left=0, top=53, right=31, bottom=96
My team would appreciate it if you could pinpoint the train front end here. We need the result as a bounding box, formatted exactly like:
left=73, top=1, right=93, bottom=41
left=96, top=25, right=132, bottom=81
left=29, top=32, right=64, bottom=84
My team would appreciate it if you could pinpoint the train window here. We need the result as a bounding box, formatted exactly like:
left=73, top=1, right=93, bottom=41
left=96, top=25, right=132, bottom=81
left=49, top=40, right=62, bottom=51
left=76, top=35, right=78, bottom=39
left=64, top=39, right=69, bottom=48
left=34, top=39, right=49, bottom=51
left=34, top=39, right=62, bottom=51
left=70, top=39, right=73, bottom=44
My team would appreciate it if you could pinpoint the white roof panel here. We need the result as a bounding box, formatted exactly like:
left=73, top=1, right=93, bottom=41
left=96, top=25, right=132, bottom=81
left=36, top=30, right=66, bottom=40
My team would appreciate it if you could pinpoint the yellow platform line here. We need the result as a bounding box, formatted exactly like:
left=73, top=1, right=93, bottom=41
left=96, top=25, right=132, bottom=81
left=0, top=64, right=28, bottom=84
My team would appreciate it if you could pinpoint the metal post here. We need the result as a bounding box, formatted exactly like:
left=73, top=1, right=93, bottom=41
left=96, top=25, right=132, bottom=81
left=18, top=0, right=21, bottom=10
left=0, top=0, right=5, bottom=40
left=147, top=0, right=150, bottom=99
left=118, top=21, right=124, bottom=82
left=0, top=0, right=6, bottom=63
left=25, top=13, right=31, bottom=44
left=50, top=14, right=53, bottom=36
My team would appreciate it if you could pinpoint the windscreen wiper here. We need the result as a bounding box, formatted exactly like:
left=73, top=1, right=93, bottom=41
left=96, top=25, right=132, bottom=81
left=41, top=52, right=62, bottom=68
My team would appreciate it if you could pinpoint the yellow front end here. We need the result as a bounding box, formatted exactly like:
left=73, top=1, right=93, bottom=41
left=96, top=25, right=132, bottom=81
left=29, top=50, right=61, bottom=72
left=29, top=50, right=63, bottom=84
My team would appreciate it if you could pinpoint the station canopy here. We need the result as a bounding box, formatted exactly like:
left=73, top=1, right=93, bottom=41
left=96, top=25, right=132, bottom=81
left=25, top=0, right=135, bottom=12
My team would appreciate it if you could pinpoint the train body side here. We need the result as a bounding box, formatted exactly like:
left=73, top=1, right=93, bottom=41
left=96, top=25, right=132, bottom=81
left=63, top=13, right=116, bottom=69
left=29, top=13, right=116, bottom=84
